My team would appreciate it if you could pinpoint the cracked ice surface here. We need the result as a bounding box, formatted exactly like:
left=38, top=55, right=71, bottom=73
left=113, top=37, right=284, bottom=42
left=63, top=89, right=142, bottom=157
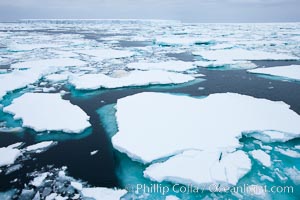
left=3, top=93, right=91, bottom=133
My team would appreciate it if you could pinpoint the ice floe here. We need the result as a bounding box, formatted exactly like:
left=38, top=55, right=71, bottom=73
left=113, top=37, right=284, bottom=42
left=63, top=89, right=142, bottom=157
left=248, top=65, right=300, bottom=81
left=250, top=150, right=271, bottom=167
left=3, top=93, right=90, bottom=133
left=193, top=49, right=299, bottom=61
left=81, top=187, right=127, bottom=200
left=275, top=148, right=300, bottom=158
left=31, top=172, right=49, bottom=187
left=25, top=141, right=56, bottom=152
left=112, top=92, right=300, bottom=163
left=70, top=70, right=195, bottom=90
left=195, top=60, right=256, bottom=69
left=155, top=37, right=213, bottom=46
left=127, top=61, right=196, bottom=72
left=0, top=143, right=22, bottom=167
left=76, top=49, right=134, bottom=60
left=144, top=150, right=251, bottom=188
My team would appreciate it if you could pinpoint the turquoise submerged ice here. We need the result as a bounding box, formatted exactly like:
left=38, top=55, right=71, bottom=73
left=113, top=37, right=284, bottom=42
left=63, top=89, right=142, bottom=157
left=1, top=20, right=300, bottom=200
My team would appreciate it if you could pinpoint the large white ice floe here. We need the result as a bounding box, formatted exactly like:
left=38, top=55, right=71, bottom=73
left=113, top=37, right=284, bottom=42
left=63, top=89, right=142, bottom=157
left=144, top=150, right=251, bottom=188
left=127, top=61, right=196, bottom=72
left=250, top=150, right=271, bottom=167
left=155, top=36, right=213, bottom=46
left=76, top=49, right=134, bottom=60
left=193, top=49, right=299, bottom=61
left=70, top=70, right=195, bottom=90
left=0, top=58, right=86, bottom=100
left=25, top=141, right=56, bottom=152
left=248, top=65, right=300, bottom=81
left=112, top=92, right=300, bottom=163
left=81, top=187, right=127, bottom=200
left=0, top=143, right=22, bottom=167
left=3, top=93, right=91, bottom=133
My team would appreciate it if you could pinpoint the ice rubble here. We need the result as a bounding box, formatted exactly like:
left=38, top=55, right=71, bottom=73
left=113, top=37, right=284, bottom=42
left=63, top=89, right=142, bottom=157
left=250, top=150, right=271, bottom=167
left=112, top=92, right=300, bottom=164
left=0, top=143, right=22, bottom=167
left=248, top=65, right=300, bottom=81
left=70, top=70, right=195, bottom=90
left=193, top=49, right=299, bottom=61
left=3, top=93, right=90, bottom=133
left=127, top=61, right=197, bottom=72
left=0, top=58, right=86, bottom=100
left=144, top=150, right=251, bottom=188
left=31, top=172, right=49, bottom=187
left=25, top=141, right=56, bottom=152
left=76, top=49, right=134, bottom=60
left=81, top=187, right=127, bottom=200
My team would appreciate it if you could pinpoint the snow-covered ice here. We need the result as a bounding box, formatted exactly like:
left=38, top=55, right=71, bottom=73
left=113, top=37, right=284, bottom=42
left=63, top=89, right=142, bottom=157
left=70, top=70, right=195, bottom=90
left=144, top=150, right=251, bottom=188
left=112, top=92, right=300, bottom=163
left=81, top=187, right=127, bottom=200
left=30, top=172, right=49, bottom=187
left=127, top=61, right=196, bottom=72
left=3, top=93, right=91, bottom=133
left=193, top=49, right=299, bottom=61
left=275, top=148, right=300, bottom=158
left=248, top=65, right=300, bottom=81
left=76, top=49, right=134, bottom=60
left=0, top=143, right=22, bottom=167
left=155, top=36, right=213, bottom=46
left=25, top=141, right=56, bottom=152
left=250, top=150, right=271, bottom=167
left=195, top=60, right=256, bottom=69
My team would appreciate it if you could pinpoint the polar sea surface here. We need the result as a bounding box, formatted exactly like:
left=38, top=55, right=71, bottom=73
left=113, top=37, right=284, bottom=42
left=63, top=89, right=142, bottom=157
left=0, top=20, right=300, bottom=200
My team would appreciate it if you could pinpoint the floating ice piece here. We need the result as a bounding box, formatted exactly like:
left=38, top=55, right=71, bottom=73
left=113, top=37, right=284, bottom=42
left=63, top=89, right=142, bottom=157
left=193, top=49, right=299, bottom=61
left=45, top=74, right=69, bottom=82
left=248, top=65, right=300, bottom=81
left=76, top=49, right=134, bottom=60
left=4, top=93, right=91, bottom=133
left=81, top=187, right=127, bottom=200
left=112, top=92, right=300, bottom=163
left=90, top=150, right=99, bottom=156
left=0, top=143, right=22, bottom=167
left=284, top=167, right=300, bottom=185
left=144, top=150, right=251, bottom=188
left=127, top=61, right=196, bottom=72
left=195, top=60, right=256, bottom=69
left=155, top=37, right=213, bottom=46
left=70, top=70, right=195, bottom=90
left=8, top=43, right=64, bottom=51
left=25, top=141, right=56, bottom=152
left=31, top=172, right=49, bottom=187
left=210, top=43, right=233, bottom=50
left=250, top=150, right=271, bottom=167
left=71, top=181, right=83, bottom=191
left=165, top=195, right=180, bottom=200
left=247, top=130, right=297, bottom=143
left=0, top=58, right=86, bottom=100
left=11, top=58, right=86, bottom=69
left=275, top=148, right=300, bottom=158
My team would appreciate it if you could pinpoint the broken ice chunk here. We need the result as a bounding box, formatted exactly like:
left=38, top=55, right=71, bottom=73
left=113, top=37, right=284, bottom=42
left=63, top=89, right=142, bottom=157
left=81, top=187, right=127, bottom=200
left=0, top=143, right=22, bottom=167
left=127, top=61, right=197, bottom=72
left=3, top=93, right=91, bottom=133
left=250, top=150, right=271, bottom=167
left=76, top=49, right=134, bottom=60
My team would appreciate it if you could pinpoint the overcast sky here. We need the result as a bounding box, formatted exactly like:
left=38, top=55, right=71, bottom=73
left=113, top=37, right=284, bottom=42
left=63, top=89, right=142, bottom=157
left=0, top=0, right=299, bottom=22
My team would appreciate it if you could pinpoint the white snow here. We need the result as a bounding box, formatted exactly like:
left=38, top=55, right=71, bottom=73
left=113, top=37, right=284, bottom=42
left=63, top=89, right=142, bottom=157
left=31, top=172, right=48, bottom=187
left=195, top=60, right=256, bottom=69
left=127, top=61, right=196, bottom=72
left=248, top=130, right=297, bottom=143
left=165, top=195, right=180, bottom=200
left=144, top=150, right=251, bottom=188
left=76, top=49, right=134, bottom=60
left=112, top=92, right=300, bottom=163
left=3, top=93, right=91, bottom=133
left=45, top=74, right=70, bottom=82
left=0, top=143, right=22, bottom=167
left=71, top=181, right=83, bottom=191
left=81, top=187, right=127, bottom=200
left=25, top=141, right=56, bottom=152
left=193, top=49, right=299, bottom=61
left=250, top=150, right=271, bottom=167
left=8, top=43, right=63, bottom=51
left=248, top=65, right=300, bottom=81
left=70, top=70, right=195, bottom=90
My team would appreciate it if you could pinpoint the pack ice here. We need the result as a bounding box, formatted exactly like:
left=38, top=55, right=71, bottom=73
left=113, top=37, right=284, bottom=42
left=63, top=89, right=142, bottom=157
left=112, top=92, right=300, bottom=187
left=3, top=93, right=91, bottom=133
left=127, top=61, right=196, bottom=72
left=76, top=49, right=134, bottom=60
